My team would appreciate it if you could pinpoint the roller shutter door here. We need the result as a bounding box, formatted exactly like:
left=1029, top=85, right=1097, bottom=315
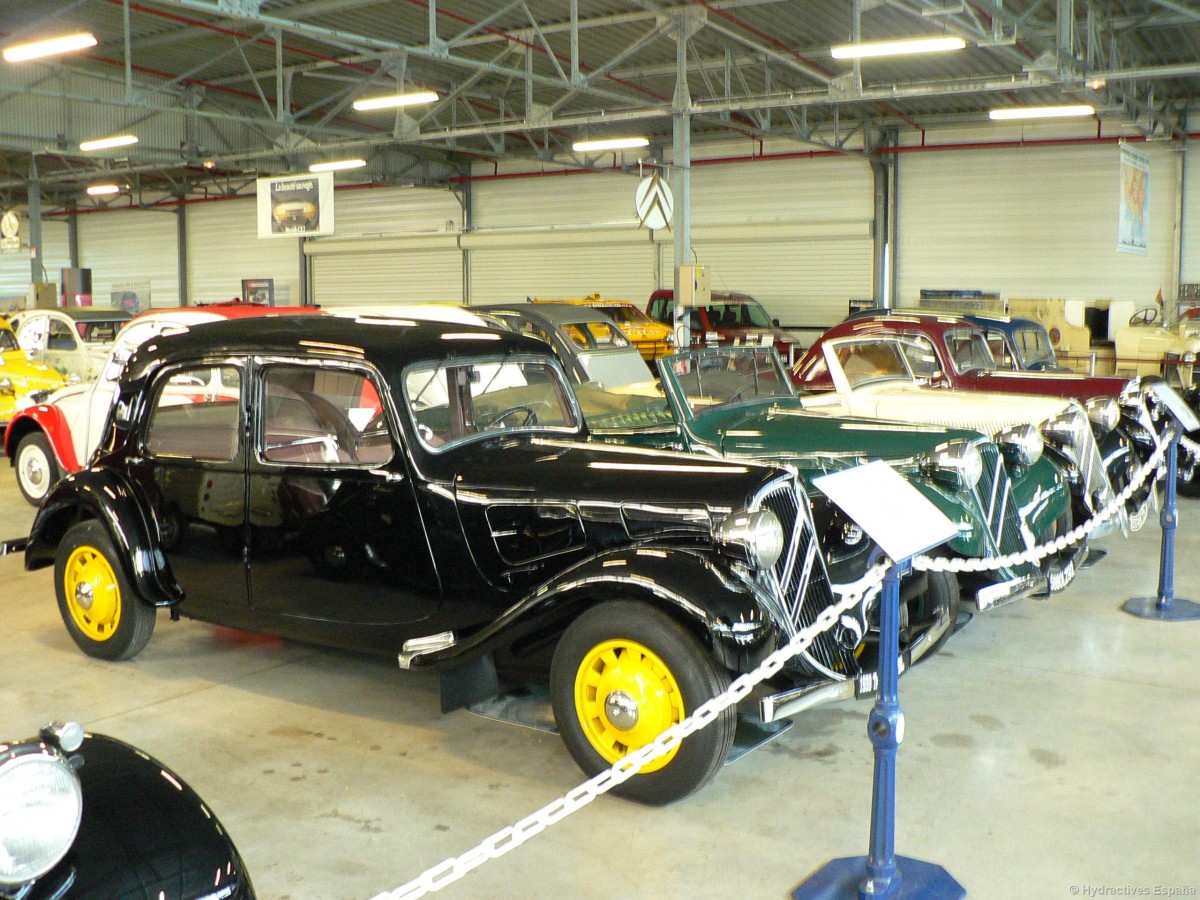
left=79, top=209, right=180, bottom=307
left=188, top=198, right=302, bottom=306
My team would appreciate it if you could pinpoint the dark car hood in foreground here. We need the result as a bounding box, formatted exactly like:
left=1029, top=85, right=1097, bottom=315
left=29, top=734, right=252, bottom=900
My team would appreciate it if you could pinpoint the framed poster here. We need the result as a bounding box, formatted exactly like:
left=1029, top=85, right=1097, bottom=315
left=256, top=172, right=334, bottom=238
left=241, top=278, right=275, bottom=306
left=1118, top=143, right=1149, bottom=256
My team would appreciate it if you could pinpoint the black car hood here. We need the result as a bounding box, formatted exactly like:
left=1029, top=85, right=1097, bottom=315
left=28, top=734, right=253, bottom=900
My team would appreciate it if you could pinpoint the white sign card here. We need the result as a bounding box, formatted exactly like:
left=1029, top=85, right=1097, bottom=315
left=812, top=460, right=958, bottom=562
left=256, top=171, right=335, bottom=238
left=1150, top=382, right=1200, bottom=432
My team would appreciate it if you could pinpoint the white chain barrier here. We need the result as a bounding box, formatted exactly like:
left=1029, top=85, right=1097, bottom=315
left=1181, top=432, right=1200, bottom=459
left=913, top=429, right=1175, bottom=574
left=369, top=560, right=891, bottom=900
left=371, top=431, right=1180, bottom=900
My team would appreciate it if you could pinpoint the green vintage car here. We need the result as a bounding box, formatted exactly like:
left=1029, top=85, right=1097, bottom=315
left=576, top=347, right=1076, bottom=643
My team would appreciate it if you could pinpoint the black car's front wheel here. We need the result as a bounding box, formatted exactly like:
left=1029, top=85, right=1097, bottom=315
left=550, top=601, right=735, bottom=806
left=55, top=520, right=156, bottom=661
left=905, top=568, right=961, bottom=660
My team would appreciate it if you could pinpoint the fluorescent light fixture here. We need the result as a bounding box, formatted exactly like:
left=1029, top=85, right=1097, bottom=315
left=79, top=134, right=139, bottom=152
left=3, top=31, right=97, bottom=63
left=571, top=136, right=650, bottom=152
left=831, top=36, right=966, bottom=59
left=86, top=183, right=121, bottom=196
left=352, top=90, right=438, bottom=111
left=309, top=158, right=366, bottom=172
left=989, top=104, right=1095, bottom=120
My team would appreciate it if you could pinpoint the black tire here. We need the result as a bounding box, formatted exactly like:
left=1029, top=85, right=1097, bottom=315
left=54, top=520, right=156, bottom=661
left=15, top=432, right=61, bottom=506
left=550, top=601, right=735, bottom=806
left=1178, top=446, right=1200, bottom=498
left=905, top=569, right=961, bottom=660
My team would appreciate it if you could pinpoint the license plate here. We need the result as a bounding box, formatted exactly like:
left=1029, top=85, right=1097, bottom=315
left=1048, top=558, right=1076, bottom=592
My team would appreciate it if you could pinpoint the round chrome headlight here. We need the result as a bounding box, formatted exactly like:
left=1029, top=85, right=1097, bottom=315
left=923, top=440, right=984, bottom=490
left=714, top=508, right=785, bottom=570
left=0, top=744, right=83, bottom=886
left=994, top=423, right=1043, bottom=468
left=1040, top=411, right=1085, bottom=447
left=1084, top=397, right=1120, bottom=432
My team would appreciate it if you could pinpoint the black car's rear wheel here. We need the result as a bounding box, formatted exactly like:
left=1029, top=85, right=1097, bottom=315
left=15, top=432, right=60, bottom=506
left=55, top=520, right=155, bottom=661
left=905, top=569, right=961, bottom=660
left=550, top=601, right=735, bottom=806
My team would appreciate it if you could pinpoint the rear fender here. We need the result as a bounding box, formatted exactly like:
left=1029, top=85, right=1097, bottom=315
left=25, top=469, right=183, bottom=607
left=408, top=545, right=779, bottom=675
left=4, top=406, right=79, bottom=471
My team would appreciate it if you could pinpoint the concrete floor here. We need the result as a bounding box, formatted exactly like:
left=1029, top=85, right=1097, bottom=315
left=2, top=472, right=1198, bottom=900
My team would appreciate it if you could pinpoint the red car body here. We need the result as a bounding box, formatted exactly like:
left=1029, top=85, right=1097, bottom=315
left=646, top=289, right=803, bottom=365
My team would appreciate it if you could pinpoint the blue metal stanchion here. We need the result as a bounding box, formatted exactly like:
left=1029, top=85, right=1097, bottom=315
left=793, top=560, right=964, bottom=900
left=1123, top=430, right=1200, bottom=621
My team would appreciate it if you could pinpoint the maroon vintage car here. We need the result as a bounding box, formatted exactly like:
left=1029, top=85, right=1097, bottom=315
left=793, top=311, right=1162, bottom=528
left=646, top=289, right=803, bottom=365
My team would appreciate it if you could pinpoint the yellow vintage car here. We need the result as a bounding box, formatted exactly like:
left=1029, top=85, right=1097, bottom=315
left=0, top=315, right=70, bottom=427
left=533, top=293, right=673, bottom=362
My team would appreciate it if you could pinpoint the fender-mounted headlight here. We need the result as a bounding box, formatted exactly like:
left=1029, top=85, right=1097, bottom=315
left=0, top=731, right=84, bottom=886
left=922, top=440, right=984, bottom=490
left=994, top=423, right=1043, bottom=468
left=1084, top=397, right=1120, bottom=432
left=714, top=508, right=785, bottom=570
left=1041, top=411, right=1085, bottom=447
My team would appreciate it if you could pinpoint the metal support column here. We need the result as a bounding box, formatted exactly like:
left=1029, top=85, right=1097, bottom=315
left=299, top=235, right=309, bottom=306
left=871, top=156, right=888, bottom=308
left=176, top=201, right=189, bottom=305
left=67, top=203, right=79, bottom=269
left=671, top=16, right=692, bottom=350
left=28, top=157, right=43, bottom=284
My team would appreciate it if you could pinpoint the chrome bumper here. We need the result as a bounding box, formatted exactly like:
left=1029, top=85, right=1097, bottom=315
left=760, top=607, right=952, bottom=724
left=970, top=572, right=1045, bottom=612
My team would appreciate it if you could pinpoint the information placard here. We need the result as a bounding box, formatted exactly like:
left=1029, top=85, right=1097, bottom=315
left=812, top=460, right=958, bottom=562
left=1150, top=382, right=1200, bottom=433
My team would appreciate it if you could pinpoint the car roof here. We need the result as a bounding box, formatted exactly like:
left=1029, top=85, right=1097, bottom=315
left=122, top=314, right=552, bottom=382
left=477, top=302, right=617, bottom=328
left=20, top=306, right=131, bottom=321
left=831, top=311, right=986, bottom=339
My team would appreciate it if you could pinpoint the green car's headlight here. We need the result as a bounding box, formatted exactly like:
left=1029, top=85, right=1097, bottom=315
left=0, top=741, right=83, bottom=886
left=1084, top=397, right=1120, bottom=432
left=714, top=508, right=785, bottom=570
left=994, top=423, right=1044, bottom=468
left=922, top=440, right=984, bottom=490
left=1041, top=411, right=1085, bottom=447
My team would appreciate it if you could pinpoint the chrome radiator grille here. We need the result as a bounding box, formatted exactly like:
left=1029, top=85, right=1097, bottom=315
left=756, top=478, right=858, bottom=680
left=1062, top=407, right=1119, bottom=519
left=973, top=443, right=1040, bottom=579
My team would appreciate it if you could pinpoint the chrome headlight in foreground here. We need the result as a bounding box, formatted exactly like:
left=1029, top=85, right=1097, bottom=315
left=922, top=440, right=984, bottom=490
left=714, top=508, right=785, bottom=570
left=1084, top=397, right=1120, bottom=432
left=0, top=737, right=83, bottom=886
left=994, top=423, right=1044, bottom=468
left=1041, top=411, right=1086, bottom=447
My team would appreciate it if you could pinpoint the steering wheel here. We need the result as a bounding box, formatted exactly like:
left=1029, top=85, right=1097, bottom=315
left=478, top=401, right=550, bottom=429
left=1129, top=306, right=1159, bottom=327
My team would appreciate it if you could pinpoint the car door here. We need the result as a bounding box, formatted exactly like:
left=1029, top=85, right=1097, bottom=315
left=132, top=359, right=251, bottom=615
left=244, top=359, right=440, bottom=638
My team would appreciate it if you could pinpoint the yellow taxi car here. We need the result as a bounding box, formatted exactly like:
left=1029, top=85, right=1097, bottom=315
left=533, top=293, right=673, bottom=362
left=1, top=315, right=70, bottom=427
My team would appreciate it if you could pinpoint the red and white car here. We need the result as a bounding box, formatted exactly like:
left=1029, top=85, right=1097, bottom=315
left=4, top=302, right=321, bottom=505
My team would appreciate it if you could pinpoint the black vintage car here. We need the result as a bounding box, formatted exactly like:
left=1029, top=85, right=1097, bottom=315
left=0, top=721, right=253, bottom=899
left=26, top=316, right=867, bottom=805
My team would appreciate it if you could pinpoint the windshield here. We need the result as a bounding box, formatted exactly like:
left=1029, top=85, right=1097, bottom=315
left=944, top=329, right=996, bottom=373
left=597, top=304, right=651, bottom=325
left=0, top=329, right=17, bottom=352
left=709, top=300, right=773, bottom=329
left=76, top=319, right=128, bottom=344
left=666, top=347, right=794, bottom=417
left=1014, top=326, right=1058, bottom=367
left=834, top=339, right=912, bottom=387
left=403, top=355, right=580, bottom=451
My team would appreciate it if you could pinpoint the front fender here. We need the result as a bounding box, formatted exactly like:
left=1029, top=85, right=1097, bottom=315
left=408, top=545, right=779, bottom=675
left=4, top=405, right=79, bottom=471
left=25, top=468, right=183, bottom=607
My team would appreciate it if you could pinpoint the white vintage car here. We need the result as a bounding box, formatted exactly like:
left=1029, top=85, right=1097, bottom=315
left=796, top=330, right=1126, bottom=541
left=8, top=306, right=131, bottom=381
left=3, top=303, right=321, bottom=504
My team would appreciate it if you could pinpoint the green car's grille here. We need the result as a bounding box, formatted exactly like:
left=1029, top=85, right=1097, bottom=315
left=976, top=442, right=1040, bottom=579
left=758, top=481, right=859, bottom=680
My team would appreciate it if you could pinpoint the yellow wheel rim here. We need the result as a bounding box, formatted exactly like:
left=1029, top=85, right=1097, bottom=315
left=574, top=639, right=684, bottom=773
left=63, top=545, right=121, bottom=642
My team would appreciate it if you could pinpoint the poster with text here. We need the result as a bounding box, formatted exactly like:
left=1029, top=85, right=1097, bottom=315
left=1118, top=144, right=1149, bottom=256
left=257, top=171, right=334, bottom=238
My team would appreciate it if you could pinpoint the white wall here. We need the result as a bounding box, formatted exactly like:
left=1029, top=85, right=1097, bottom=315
left=1183, top=142, right=1200, bottom=287
left=0, top=216, right=70, bottom=306
left=79, top=209, right=180, bottom=307
left=187, top=197, right=301, bottom=306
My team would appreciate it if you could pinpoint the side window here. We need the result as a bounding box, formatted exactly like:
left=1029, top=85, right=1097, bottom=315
left=648, top=298, right=665, bottom=322
left=562, top=324, right=592, bottom=349
left=898, top=338, right=942, bottom=380
left=145, top=365, right=242, bottom=461
left=261, top=365, right=393, bottom=467
left=987, top=331, right=1016, bottom=369
left=48, top=319, right=78, bottom=351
